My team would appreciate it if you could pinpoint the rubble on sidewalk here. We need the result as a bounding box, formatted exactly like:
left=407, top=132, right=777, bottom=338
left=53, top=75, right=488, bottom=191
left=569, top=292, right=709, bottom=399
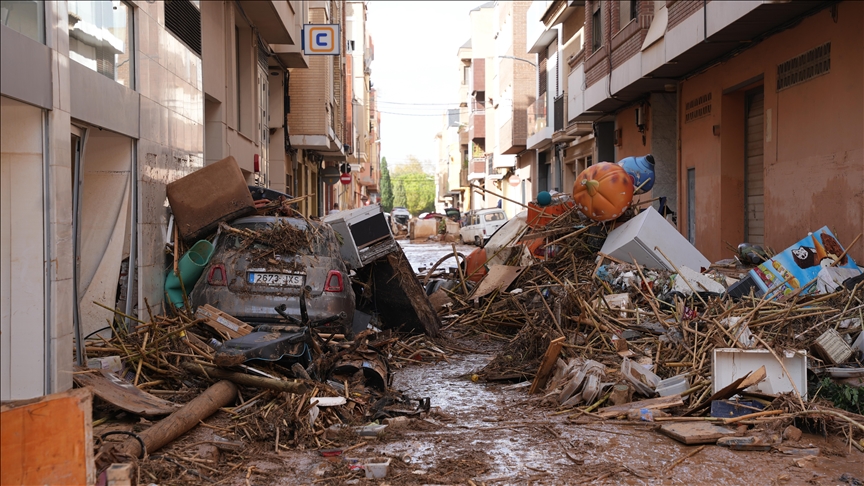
left=433, top=185, right=863, bottom=454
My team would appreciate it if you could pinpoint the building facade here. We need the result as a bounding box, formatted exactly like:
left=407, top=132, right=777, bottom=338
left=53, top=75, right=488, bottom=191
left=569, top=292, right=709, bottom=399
left=567, top=0, right=862, bottom=264
left=0, top=0, right=364, bottom=400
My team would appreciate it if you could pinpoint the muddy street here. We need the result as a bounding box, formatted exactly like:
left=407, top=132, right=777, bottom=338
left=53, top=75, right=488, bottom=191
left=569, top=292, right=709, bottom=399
left=218, top=241, right=861, bottom=486
left=235, top=337, right=860, bottom=486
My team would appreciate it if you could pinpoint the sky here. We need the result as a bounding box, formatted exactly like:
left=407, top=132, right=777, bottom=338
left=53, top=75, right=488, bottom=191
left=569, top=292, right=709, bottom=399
left=367, top=1, right=485, bottom=173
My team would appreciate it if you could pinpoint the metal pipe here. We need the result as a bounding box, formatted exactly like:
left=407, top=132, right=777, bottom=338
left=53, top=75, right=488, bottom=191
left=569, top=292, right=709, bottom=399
left=123, top=144, right=138, bottom=332
left=41, top=111, right=52, bottom=392
left=71, top=127, right=89, bottom=367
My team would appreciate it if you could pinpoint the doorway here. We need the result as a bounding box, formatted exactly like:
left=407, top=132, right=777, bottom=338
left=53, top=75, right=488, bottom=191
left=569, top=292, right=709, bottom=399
left=744, top=88, right=765, bottom=245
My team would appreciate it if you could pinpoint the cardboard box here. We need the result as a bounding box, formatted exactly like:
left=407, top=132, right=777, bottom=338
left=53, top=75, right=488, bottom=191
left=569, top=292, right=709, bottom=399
left=748, top=226, right=860, bottom=299
left=600, top=206, right=710, bottom=271
left=167, top=156, right=256, bottom=242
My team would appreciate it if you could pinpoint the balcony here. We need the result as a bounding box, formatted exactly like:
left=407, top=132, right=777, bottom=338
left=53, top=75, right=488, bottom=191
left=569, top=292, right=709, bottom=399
left=469, top=111, right=485, bottom=140
left=244, top=1, right=300, bottom=44
left=467, top=158, right=487, bottom=181
left=526, top=92, right=553, bottom=150
left=269, top=1, right=308, bottom=68
left=553, top=94, right=565, bottom=131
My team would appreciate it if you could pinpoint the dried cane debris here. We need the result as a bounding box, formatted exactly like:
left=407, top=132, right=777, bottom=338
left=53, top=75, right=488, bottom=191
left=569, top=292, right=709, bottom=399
left=76, top=300, right=454, bottom=482
left=437, top=200, right=864, bottom=450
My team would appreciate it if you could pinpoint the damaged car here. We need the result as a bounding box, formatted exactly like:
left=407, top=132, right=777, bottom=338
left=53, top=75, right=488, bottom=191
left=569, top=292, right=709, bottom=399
left=189, top=215, right=355, bottom=336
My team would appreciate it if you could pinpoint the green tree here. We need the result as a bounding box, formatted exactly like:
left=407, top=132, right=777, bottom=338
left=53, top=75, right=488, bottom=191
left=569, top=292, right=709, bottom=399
left=393, top=180, right=407, bottom=209
left=379, top=157, right=393, bottom=212
left=390, top=155, right=436, bottom=215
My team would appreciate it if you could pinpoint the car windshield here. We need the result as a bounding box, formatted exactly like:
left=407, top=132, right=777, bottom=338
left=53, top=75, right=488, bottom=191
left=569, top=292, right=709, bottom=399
left=484, top=212, right=506, bottom=222
left=220, top=220, right=334, bottom=256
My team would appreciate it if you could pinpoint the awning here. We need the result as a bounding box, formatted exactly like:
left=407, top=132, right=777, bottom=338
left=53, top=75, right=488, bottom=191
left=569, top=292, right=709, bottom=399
left=487, top=173, right=505, bottom=180
left=468, top=172, right=486, bottom=181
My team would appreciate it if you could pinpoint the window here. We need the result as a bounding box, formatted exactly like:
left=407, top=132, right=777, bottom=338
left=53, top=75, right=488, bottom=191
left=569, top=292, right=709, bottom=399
left=619, top=1, right=637, bottom=31
left=68, top=1, right=133, bottom=88
left=484, top=212, right=505, bottom=222
left=591, top=2, right=602, bottom=52
left=1, top=0, right=44, bottom=43
left=463, top=65, right=469, bottom=85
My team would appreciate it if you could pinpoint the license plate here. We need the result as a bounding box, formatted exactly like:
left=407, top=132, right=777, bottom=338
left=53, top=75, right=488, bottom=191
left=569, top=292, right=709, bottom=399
left=247, top=273, right=304, bottom=287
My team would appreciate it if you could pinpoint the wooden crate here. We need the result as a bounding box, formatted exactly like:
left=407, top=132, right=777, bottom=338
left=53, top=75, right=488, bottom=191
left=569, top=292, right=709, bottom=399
left=1, top=388, right=95, bottom=485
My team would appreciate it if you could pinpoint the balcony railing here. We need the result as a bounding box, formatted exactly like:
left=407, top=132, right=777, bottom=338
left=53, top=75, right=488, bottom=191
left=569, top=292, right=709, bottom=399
left=554, top=95, right=565, bottom=132
left=527, top=92, right=547, bottom=139
left=471, top=159, right=486, bottom=174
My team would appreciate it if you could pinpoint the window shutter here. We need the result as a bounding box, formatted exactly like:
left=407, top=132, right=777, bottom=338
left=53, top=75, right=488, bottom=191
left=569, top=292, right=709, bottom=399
left=165, top=0, right=202, bottom=56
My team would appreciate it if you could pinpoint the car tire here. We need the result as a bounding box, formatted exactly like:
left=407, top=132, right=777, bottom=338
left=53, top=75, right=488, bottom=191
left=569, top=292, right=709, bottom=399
left=474, top=236, right=482, bottom=247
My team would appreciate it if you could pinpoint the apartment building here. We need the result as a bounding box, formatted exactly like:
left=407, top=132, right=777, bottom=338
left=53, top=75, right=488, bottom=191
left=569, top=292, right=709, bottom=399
left=459, top=1, right=537, bottom=217
left=0, top=0, right=314, bottom=400
left=285, top=1, right=347, bottom=217
left=526, top=0, right=593, bottom=195
left=343, top=0, right=379, bottom=210
left=567, top=0, right=862, bottom=264
left=1, top=0, right=211, bottom=400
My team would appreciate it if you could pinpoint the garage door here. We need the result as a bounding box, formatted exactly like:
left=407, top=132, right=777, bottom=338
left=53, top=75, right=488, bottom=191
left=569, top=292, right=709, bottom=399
left=745, top=89, right=764, bottom=246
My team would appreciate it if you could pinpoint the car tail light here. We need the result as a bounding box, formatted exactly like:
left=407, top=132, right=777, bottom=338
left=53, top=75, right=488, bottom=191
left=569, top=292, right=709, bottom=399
left=207, top=264, right=227, bottom=286
left=483, top=229, right=486, bottom=235
left=324, top=270, right=344, bottom=292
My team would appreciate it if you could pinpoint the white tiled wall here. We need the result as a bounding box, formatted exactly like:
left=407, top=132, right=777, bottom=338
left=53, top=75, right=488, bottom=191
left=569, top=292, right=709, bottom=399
left=0, top=96, right=46, bottom=400
left=135, top=2, right=204, bottom=314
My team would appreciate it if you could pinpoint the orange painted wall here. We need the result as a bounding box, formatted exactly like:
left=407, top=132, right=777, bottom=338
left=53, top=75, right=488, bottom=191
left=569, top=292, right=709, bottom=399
left=678, top=1, right=863, bottom=263
left=616, top=105, right=653, bottom=204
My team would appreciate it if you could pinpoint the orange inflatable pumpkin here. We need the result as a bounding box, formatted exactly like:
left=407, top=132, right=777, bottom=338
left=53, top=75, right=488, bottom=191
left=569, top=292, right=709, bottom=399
left=573, top=162, right=634, bottom=222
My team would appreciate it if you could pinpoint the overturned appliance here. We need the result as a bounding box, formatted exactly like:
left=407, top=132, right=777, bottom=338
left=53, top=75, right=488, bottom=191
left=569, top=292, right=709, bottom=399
left=325, top=204, right=441, bottom=337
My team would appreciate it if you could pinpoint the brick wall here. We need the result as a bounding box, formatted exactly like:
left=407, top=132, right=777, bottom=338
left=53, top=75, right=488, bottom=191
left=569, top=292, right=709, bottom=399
left=585, top=1, right=655, bottom=88
left=667, top=0, right=703, bottom=30
left=610, top=27, right=642, bottom=69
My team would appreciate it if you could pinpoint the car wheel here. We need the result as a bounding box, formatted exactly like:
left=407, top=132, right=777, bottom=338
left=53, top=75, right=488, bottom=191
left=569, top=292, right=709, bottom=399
left=474, top=236, right=482, bottom=247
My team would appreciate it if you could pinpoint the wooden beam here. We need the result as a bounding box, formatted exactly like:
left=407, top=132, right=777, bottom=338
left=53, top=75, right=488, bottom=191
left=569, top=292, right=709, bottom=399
left=529, top=337, right=566, bottom=394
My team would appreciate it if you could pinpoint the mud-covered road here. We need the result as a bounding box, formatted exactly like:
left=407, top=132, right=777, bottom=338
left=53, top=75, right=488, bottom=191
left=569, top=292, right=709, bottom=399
left=232, top=242, right=863, bottom=485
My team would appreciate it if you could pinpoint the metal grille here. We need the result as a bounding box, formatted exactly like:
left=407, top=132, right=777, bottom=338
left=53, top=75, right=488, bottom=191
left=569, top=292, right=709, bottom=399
left=257, top=37, right=269, bottom=69
left=165, top=0, right=201, bottom=56
left=777, top=42, right=830, bottom=92
left=684, top=92, right=711, bottom=123
left=553, top=95, right=564, bottom=132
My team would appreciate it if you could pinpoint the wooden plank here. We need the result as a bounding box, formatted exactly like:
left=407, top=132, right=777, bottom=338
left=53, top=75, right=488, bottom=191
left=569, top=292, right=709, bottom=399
left=470, top=265, right=526, bottom=299
left=685, top=366, right=766, bottom=416
left=659, top=421, right=737, bottom=445
left=74, top=368, right=180, bottom=417
left=196, top=304, right=254, bottom=339
left=529, top=337, right=566, bottom=394
left=596, top=394, right=685, bottom=418
left=1, top=388, right=95, bottom=486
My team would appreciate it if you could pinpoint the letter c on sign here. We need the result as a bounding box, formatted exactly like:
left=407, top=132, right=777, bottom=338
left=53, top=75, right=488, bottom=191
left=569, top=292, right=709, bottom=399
left=316, top=32, right=328, bottom=47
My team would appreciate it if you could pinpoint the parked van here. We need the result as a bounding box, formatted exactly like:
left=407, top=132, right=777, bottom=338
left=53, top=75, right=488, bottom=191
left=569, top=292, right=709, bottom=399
left=460, top=208, right=508, bottom=246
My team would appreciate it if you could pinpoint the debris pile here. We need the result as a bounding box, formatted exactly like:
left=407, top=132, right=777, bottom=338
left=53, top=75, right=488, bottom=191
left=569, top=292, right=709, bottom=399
left=438, top=186, right=864, bottom=452
left=78, top=305, right=445, bottom=483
